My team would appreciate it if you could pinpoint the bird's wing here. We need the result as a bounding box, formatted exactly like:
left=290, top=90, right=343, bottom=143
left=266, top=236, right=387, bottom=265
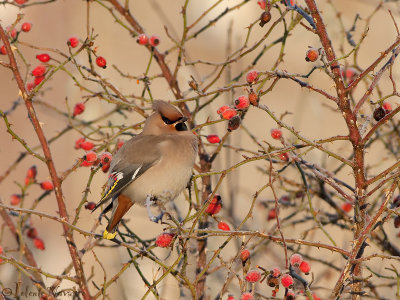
left=92, top=135, right=161, bottom=211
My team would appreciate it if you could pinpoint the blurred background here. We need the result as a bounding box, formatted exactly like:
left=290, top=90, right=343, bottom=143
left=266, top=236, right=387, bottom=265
left=1, top=0, right=399, bottom=299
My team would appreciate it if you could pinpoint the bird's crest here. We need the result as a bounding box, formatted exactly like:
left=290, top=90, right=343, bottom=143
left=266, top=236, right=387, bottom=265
left=152, top=101, right=183, bottom=123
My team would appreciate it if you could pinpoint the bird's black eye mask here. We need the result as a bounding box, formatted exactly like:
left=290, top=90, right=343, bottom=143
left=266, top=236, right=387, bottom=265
left=161, top=115, right=188, bottom=131
left=161, top=115, right=175, bottom=125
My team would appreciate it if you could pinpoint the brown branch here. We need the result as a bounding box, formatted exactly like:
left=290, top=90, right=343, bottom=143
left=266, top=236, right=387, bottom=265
left=0, top=25, right=92, bottom=300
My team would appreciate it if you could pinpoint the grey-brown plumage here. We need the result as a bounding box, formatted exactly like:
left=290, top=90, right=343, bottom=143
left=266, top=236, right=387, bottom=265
left=94, top=101, right=198, bottom=239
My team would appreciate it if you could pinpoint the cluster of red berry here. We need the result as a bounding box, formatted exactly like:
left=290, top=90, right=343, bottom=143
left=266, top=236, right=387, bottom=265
left=136, top=34, right=160, bottom=47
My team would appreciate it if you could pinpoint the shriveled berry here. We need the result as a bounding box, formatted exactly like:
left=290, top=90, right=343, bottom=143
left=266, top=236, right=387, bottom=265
left=280, top=152, right=289, bottom=161
left=281, top=274, right=294, bottom=288
left=155, top=233, right=174, bottom=247
left=341, top=202, right=352, bottom=213
left=73, top=103, right=85, bottom=117
left=246, top=70, right=259, bottom=84
left=81, top=141, right=94, bottom=151
left=279, top=195, right=290, bottom=205
left=373, top=107, right=386, bottom=121
left=85, top=202, right=96, bottom=210
left=207, top=134, right=220, bottom=144
left=248, top=91, right=259, bottom=106
left=286, top=291, right=296, bottom=300
left=218, top=221, right=230, bottom=231
left=21, top=22, right=32, bottom=32
left=259, top=11, right=271, bottom=27
left=257, top=0, right=266, bottom=10
left=96, top=56, right=107, bottom=68
left=228, top=115, right=241, bottom=131
left=267, top=208, right=276, bottom=220
left=149, top=35, right=160, bottom=47
left=241, top=292, right=253, bottom=300
left=245, top=270, right=261, bottom=283
left=137, top=34, right=149, bottom=45
left=394, top=216, right=400, bottom=228
left=31, top=65, right=46, bottom=77
left=271, top=128, right=282, bottom=139
left=100, top=152, right=112, bottom=165
left=75, top=137, right=85, bottom=149
left=34, top=76, right=45, bottom=86
left=393, top=195, right=400, bottom=208
left=383, top=102, right=392, bottom=112
left=305, top=48, right=319, bottom=62
left=205, top=195, right=222, bottom=215
left=217, top=105, right=230, bottom=115
left=299, top=260, right=311, bottom=274
left=10, top=194, right=21, bottom=206
left=221, top=108, right=237, bottom=120
left=26, top=165, right=37, bottom=180
left=27, top=82, right=35, bottom=92
left=33, top=238, right=45, bottom=250
left=40, top=181, right=54, bottom=191
left=27, top=228, right=38, bottom=239
left=290, top=253, right=303, bottom=266
left=36, top=53, right=50, bottom=63
left=0, top=45, right=6, bottom=55
left=240, top=249, right=250, bottom=262
left=235, top=96, right=250, bottom=110
left=68, top=37, right=79, bottom=48
left=84, top=151, right=97, bottom=163
left=267, top=274, right=279, bottom=287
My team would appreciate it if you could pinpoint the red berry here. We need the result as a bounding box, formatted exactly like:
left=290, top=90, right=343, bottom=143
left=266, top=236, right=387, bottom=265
left=155, top=233, right=174, bottom=248
left=100, top=152, right=112, bottom=165
left=383, top=102, right=392, bottom=112
left=7, top=27, right=17, bottom=39
left=27, top=228, right=38, bottom=239
left=0, top=245, right=3, bottom=263
left=0, top=45, right=6, bottom=55
left=27, top=82, right=35, bottom=92
left=286, top=291, right=296, bottom=300
left=81, top=160, right=92, bottom=167
left=280, top=152, right=289, bottom=161
left=21, top=22, right=32, bottom=32
left=10, top=194, right=21, bottom=206
left=217, top=105, right=230, bottom=115
left=257, top=0, right=266, bottom=10
left=281, top=274, right=294, bottom=288
left=73, top=103, right=85, bottom=117
left=206, top=134, right=220, bottom=144
left=245, top=270, right=261, bottom=283
left=31, top=65, right=46, bottom=77
left=101, top=164, right=110, bottom=173
left=235, top=96, right=250, bottom=110
left=394, top=216, right=400, bottom=228
left=40, top=181, right=54, bottom=191
left=299, top=260, right=311, bottom=274
left=34, top=76, right=45, bottom=86
left=25, top=177, right=33, bottom=186
left=85, top=202, right=96, bottom=210
left=205, top=195, right=222, bottom=215
left=149, top=35, right=160, bottom=47
left=33, top=238, right=45, bottom=250
left=267, top=208, right=276, bottom=220
left=240, top=249, right=250, bottom=262
left=241, top=292, right=253, bottom=300
left=344, top=67, right=358, bottom=84
left=15, top=0, right=27, bottom=4
left=36, top=53, right=50, bottom=63
left=227, top=296, right=237, bottom=300
left=75, top=137, right=86, bottom=149
left=312, top=293, right=321, bottom=300
left=279, top=195, right=290, bottom=205
left=341, top=202, right=352, bottom=213
left=81, top=141, right=94, bottom=151
left=84, top=151, right=98, bottom=163
left=116, top=140, right=125, bottom=150
left=68, top=36, right=79, bottom=48
left=221, top=108, right=237, bottom=120
left=290, top=253, right=303, bottom=266
left=218, top=221, right=230, bottom=231
left=393, top=195, right=400, bottom=208
left=26, top=165, right=37, bottom=180
left=248, top=91, right=259, bottom=106
left=246, top=70, right=259, bottom=84
left=305, top=48, right=319, bottom=62
left=271, top=267, right=281, bottom=277
left=96, top=56, right=107, bottom=68
left=137, top=34, right=149, bottom=45
left=271, top=128, right=282, bottom=139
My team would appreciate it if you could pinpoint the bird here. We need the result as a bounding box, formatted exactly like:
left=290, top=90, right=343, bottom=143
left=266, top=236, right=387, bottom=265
left=93, top=101, right=198, bottom=240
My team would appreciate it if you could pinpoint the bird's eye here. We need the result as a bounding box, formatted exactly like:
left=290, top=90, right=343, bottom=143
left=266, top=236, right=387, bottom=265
left=175, top=122, right=188, bottom=131
left=162, top=116, right=174, bottom=125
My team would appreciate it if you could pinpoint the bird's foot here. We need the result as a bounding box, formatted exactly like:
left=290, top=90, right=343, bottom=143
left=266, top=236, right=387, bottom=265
left=103, top=229, right=117, bottom=240
left=146, top=195, right=164, bottom=223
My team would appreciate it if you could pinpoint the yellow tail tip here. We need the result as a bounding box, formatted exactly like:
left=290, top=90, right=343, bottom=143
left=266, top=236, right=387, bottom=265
left=103, top=229, right=117, bottom=240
